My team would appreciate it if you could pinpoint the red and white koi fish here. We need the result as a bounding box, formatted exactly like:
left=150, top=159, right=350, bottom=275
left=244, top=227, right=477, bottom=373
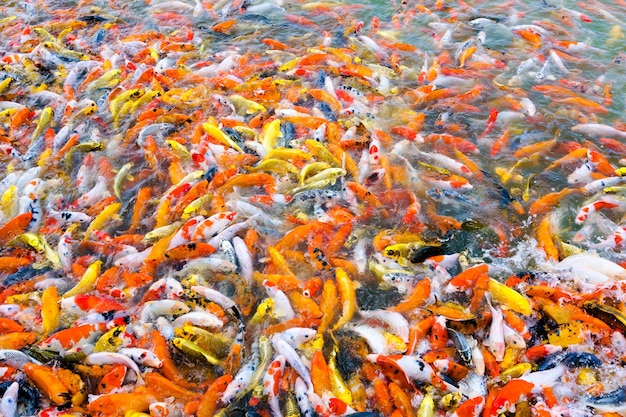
left=587, top=226, right=626, bottom=250
left=149, top=402, right=175, bottom=417
left=191, top=211, right=237, bottom=241
left=85, top=352, right=144, bottom=384
left=424, top=176, right=473, bottom=191
left=368, top=137, right=381, bottom=166
left=75, top=154, right=96, bottom=194
left=147, top=278, right=184, bottom=299
left=524, top=344, right=563, bottom=361
left=113, top=246, right=150, bottom=270
left=263, top=355, right=286, bottom=417
left=72, top=176, right=109, bottom=209
left=39, top=323, right=106, bottom=353
left=167, top=215, right=204, bottom=250
left=271, top=334, right=312, bottom=388
left=0, top=143, right=22, bottom=159
left=575, top=196, right=625, bottom=224
left=478, top=108, right=498, bottom=140
left=557, top=7, right=592, bottom=22
left=359, top=310, right=410, bottom=343
left=424, top=253, right=460, bottom=272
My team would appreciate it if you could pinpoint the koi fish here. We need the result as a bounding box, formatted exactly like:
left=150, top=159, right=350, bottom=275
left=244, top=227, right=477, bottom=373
left=368, top=354, right=450, bottom=391
left=571, top=123, right=626, bottom=139
left=478, top=108, right=498, bottom=140
left=222, top=353, right=258, bottom=403
left=191, top=211, right=237, bottom=241
left=39, top=323, right=106, bottom=353
left=575, top=197, right=625, bottom=224
left=485, top=294, right=505, bottom=362
left=0, top=381, right=19, bottom=417
left=139, top=300, right=190, bottom=322
left=0, top=0, right=624, bottom=416
left=0, top=350, right=41, bottom=369
left=171, top=337, right=221, bottom=365
left=490, top=380, right=535, bottom=416
left=118, top=348, right=163, bottom=368
left=85, top=352, right=145, bottom=384
left=271, top=334, right=312, bottom=388
left=263, top=355, right=286, bottom=417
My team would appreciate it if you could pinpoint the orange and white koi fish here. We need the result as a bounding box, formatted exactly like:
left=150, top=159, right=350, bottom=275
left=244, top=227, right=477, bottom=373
left=367, top=354, right=450, bottom=391
left=575, top=196, right=625, bottom=224
left=191, top=211, right=237, bottom=241
left=85, top=352, right=145, bottom=384
left=263, top=355, right=285, bottom=417
left=39, top=323, right=106, bottom=353
left=489, top=379, right=535, bottom=416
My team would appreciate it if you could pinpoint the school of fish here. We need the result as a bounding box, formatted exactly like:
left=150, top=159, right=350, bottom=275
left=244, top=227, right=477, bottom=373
left=0, top=0, right=625, bottom=416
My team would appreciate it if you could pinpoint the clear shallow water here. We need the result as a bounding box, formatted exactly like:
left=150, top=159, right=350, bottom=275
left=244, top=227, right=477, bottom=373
left=0, top=0, right=625, bottom=416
